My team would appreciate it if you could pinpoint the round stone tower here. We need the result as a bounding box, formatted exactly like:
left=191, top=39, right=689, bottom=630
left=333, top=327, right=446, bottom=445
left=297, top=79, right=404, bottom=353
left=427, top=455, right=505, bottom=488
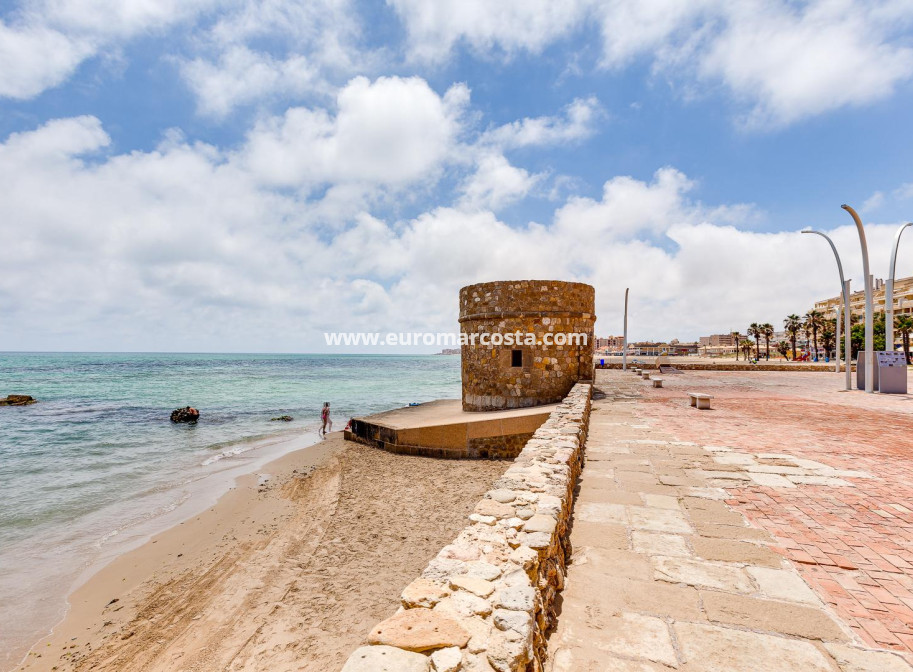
left=459, top=280, right=595, bottom=411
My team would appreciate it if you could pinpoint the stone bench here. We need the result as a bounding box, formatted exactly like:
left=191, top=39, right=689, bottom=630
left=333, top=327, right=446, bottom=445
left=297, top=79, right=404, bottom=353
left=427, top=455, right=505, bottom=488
left=641, top=371, right=651, bottom=380
left=688, top=392, right=713, bottom=410
left=652, top=378, right=663, bottom=388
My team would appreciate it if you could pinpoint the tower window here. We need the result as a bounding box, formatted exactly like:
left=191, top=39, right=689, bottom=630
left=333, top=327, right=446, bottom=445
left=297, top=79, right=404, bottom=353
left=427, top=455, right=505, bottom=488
left=511, top=349, right=523, bottom=367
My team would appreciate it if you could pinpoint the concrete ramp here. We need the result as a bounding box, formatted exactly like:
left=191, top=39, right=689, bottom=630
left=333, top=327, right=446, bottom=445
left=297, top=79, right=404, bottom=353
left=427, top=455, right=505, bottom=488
left=345, top=399, right=555, bottom=459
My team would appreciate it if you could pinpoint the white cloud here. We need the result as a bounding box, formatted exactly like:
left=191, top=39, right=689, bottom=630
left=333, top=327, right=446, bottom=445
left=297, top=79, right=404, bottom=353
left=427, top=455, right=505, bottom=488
left=458, top=153, right=542, bottom=211
left=390, top=0, right=913, bottom=127
left=481, top=97, right=602, bottom=149
left=554, top=167, right=696, bottom=240
left=177, top=0, right=371, bottom=116
left=0, top=115, right=110, bottom=159
left=32, top=0, right=217, bottom=36
left=0, top=0, right=218, bottom=100
left=0, top=0, right=376, bottom=116
left=862, top=191, right=885, bottom=212
left=595, top=0, right=710, bottom=67
left=5, top=0, right=911, bottom=128
left=5, top=108, right=901, bottom=352
left=857, top=180, right=913, bottom=214
left=181, top=46, right=325, bottom=118
left=387, top=0, right=591, bottom=64
left=0, top=21, right=93, bottom=98
left=895, top=182, right=913, bottom=201
left=240, top=76, right=469, bottom=191
left=697, top=1, right=913, bottom=127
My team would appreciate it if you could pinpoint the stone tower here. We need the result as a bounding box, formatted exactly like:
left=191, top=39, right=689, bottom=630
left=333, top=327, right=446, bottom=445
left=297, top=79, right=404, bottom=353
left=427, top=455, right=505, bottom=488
left=459, top=280, right=595, bottom=411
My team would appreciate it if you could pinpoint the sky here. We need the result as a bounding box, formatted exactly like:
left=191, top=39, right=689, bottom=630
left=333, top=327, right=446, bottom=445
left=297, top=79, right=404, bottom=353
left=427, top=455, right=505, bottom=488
left=2, top=0, right=913, bottom=353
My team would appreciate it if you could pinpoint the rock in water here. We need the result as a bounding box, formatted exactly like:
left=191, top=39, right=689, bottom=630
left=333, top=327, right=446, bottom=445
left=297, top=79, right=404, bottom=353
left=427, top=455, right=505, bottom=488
left=271, top=415, right=293, bottom=422
left=0, top=395, right=37, bottom=406
left=170, top=406, right=200, bottom=423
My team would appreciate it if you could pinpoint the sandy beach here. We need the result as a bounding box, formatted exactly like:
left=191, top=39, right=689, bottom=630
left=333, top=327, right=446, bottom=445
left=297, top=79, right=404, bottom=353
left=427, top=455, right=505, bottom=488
left=15, top=433, right=505, bottom=672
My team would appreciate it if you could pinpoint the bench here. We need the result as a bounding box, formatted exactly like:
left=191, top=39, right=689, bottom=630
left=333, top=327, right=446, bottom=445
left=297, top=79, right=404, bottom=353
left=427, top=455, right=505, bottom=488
left=642, top=371, right=652, bottom=380
left=652, top=378, right=663, bottom=388
left=688, top=392, right=713, bottom=410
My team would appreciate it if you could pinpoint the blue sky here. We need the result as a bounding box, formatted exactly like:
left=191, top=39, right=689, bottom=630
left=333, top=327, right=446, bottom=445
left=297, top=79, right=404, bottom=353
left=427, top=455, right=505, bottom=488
left=2, top=0, right=913, bottom=352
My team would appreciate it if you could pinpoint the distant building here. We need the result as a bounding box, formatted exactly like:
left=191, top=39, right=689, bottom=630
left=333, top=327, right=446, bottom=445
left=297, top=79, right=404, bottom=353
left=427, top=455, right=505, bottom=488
left=815, top=276, right=913, bottom=318
left=698, top=333, right=737, bottom=356
left=595, top=336, right=625, bottom=352
left=814, top=275, right=913, bottom=348
left=699, top=333, right=736, bottom=347
left=668, top=342, right=699, bottom=355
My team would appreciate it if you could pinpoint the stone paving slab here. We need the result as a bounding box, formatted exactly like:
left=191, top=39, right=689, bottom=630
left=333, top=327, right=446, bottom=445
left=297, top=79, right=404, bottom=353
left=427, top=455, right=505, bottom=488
left=546, top=371, right=913, bottom=672
left=634, top=368, right=913, bottom=659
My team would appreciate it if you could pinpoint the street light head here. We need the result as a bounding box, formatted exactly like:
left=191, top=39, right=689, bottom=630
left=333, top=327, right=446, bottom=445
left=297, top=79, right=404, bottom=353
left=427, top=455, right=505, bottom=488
left=801, top=227, right=813, bottom=233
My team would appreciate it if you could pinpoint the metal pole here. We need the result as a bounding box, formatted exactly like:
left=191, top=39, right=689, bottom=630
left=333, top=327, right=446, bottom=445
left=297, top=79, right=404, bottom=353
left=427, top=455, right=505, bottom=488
left=842, top=204, right=873, bottom=393
left=844, top=279, right=852, bottom=390
left=835, top=304, right=841, bottom=373
left=622, top=288, right=629, bottom=371
left=886, top=222, right=912, bottom=353
left=801, top=228, right=853, bottom=390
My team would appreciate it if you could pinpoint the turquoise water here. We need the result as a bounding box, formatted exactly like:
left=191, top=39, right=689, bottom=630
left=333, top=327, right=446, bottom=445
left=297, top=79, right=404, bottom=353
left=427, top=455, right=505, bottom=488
left=0, top=352, right=460, bottom=667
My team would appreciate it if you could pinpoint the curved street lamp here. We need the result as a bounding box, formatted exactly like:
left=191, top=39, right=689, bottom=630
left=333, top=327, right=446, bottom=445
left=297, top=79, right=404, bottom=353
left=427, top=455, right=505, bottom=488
left=801, top=228, right=852, bottom=390
left=886, top=222, right=912, bottom=353
left=842, top=205, right=874, bottom=393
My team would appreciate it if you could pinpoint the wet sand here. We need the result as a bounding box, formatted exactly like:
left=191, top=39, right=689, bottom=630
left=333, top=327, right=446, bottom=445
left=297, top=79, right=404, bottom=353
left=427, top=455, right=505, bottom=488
left=16, top=433, right=506, bottom=672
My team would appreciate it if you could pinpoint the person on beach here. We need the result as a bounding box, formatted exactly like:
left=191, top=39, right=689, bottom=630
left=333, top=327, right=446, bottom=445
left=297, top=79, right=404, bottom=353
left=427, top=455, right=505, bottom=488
left=320, top=402, right=332, bottom=436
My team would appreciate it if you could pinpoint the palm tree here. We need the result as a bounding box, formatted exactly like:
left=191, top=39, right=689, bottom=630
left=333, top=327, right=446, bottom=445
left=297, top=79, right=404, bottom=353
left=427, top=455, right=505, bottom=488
left=802, top=317, right=812, bottom=360
left=821, top=324, right=836, bottom=360
left=740, top=339, right=754, bottom=361
left=805, top=310, right=825, bottom=361
left=896, top=314, right=913, bottom=365
left=776, top=340, right=790, bottom=359
left=731, top=331, right=741, bottom=360
left=747, top=323, right=762, bottom=361
left=784, top=314, right=802, bottom=360
left=761, top=323, right=775, bottom=360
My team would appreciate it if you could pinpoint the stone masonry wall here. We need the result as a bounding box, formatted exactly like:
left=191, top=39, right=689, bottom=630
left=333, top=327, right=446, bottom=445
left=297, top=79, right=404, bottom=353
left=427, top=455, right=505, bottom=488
left=341, top=383, right=592, bottom=672
left=466, top=433, right=535, bottom=460
left=461, top=281, right=595, bottom=412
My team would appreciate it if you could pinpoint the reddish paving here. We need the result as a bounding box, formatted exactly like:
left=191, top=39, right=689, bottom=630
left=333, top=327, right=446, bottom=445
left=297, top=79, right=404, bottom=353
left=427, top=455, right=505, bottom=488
left=636, top=370, right=913, bottom=658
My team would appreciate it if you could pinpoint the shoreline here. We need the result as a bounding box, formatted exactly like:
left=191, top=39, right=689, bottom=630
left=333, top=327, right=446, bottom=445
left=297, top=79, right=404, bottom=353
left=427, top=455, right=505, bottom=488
left=14, top=432, right=341, bottom=672
left=13, top=432, right=506, bottom=672
left=5, top=427, right=325, bottom=672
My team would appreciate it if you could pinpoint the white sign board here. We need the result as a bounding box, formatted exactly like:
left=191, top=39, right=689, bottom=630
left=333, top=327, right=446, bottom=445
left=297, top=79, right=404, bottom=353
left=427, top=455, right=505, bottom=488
left=876, top=350, right=908, bottom=394
left=877, top=351, right=907, bottom=368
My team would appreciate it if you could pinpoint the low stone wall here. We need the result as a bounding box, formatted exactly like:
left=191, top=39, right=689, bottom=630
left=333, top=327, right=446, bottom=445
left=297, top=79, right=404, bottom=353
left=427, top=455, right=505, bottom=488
left=467, top=433, right=536, bottom=460
left=597, top=361, right=851, bottom=372
left=341, top=383, right=592, bottom=672
left=346, top=407, right=550, bottom=460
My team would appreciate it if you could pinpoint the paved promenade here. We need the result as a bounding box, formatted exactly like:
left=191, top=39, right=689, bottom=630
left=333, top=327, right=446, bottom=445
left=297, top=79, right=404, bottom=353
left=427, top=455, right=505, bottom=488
left=547, top=369, right=913, bottom=671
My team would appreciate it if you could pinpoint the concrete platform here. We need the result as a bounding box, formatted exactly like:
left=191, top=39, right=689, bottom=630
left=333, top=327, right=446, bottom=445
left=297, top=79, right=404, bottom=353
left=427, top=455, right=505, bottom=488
left=345, top=399, right=555, bottom=459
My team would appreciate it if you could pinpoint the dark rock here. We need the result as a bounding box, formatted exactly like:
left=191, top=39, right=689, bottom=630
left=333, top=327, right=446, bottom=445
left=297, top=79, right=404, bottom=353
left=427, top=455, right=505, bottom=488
left=271, top=415, right=293, bottom=422
left=0, top=394, right=37, bottom=406
left=170, top=406, right=200, bottom=423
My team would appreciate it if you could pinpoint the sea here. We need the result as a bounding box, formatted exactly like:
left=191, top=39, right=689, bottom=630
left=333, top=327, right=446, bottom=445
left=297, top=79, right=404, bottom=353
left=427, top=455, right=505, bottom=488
left=0, top=352, right=461, bottom=668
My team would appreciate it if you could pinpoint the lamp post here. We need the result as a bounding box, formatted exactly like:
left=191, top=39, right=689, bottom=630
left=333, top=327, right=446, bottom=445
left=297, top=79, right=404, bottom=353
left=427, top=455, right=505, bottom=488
left=835, top=304, right=842, bottom=374
left=886, top=222, right=912, bottom=353
left=622, top=288, right=629, bottom=371
left=842, top=205, right=874, bottom=393
left=801, top=228, right=853, bottom=390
